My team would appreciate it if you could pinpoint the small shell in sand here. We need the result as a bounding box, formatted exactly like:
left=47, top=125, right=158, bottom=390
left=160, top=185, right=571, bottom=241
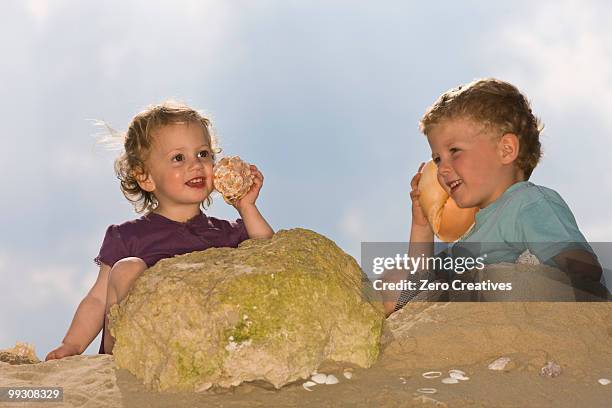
left=449, top=372, right=469, bottom=381
left=303, top=381, right=317, bottom=391
left=343, top=371, right=353, bottom=380
left=441, top=377, right=459, bottom=384
left=422, top=371, right=442, bottom=379
left=540, top=361, right=562, bottom=377
left=417, top=388, right=437, bottom=394
left=195, top=382, right=212, bottom=392
left=598, top=378, right=610, bottom=385
left=311, top=373, right=328, bottom=384
left=488, top=357, right=511, bottom=371
left=325, top=375, right=339, bottom=385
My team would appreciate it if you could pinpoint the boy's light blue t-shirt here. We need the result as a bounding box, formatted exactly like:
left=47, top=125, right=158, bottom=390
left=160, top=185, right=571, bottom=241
left=451, top=181, right=594, bottom=267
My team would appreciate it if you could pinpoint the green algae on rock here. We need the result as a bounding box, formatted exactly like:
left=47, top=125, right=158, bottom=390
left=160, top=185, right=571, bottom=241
left=109, top=228, right=383, bottom=391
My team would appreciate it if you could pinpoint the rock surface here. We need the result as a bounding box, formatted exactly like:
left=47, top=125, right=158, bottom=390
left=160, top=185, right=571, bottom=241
left=109, top=228, right=384, bottom=391
left=0, top=342, right=40, bottom=365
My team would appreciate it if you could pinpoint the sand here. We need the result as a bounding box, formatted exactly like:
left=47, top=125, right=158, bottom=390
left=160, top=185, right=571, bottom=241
left=2, top=302, right=611, bottom=407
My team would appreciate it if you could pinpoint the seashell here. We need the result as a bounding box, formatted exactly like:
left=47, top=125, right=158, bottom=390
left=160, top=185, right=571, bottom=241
left=399, top=377, right=407, bottom=384
left=441, top=377, right=459, bottom=384
left=598, top=378, right=611, bottom=385
left=449, top=372, right=469, bottom=381
left=343, top=371, right=353, bottom=380
left=488, top=357, right=511, bottom=371
left=303, top=381, right=317, bottom=391
left=540, top=361, right=562, bottom=378
left=422, top=371, right=442, bottom=379
left=325, top=374, right=339, bottom=385
left=311, top=373, right=328, bottom=384
left=213, top=156, right=254, bottom=205
left=448, top=369, right=466, bottom=376
left=417, top=388, right=437, bottom=394
left=195, top=382, right=212, bottom=392
left=516, top=249, right=540, bottom=265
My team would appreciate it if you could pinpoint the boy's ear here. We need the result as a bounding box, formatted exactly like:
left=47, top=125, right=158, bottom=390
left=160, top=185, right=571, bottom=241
left=498, top=133, right=520, bottom=164
left=135, top=171, right=155, bottom=192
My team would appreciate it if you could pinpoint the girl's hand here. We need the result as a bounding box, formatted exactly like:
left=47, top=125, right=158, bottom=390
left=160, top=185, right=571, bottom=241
left=410, top=162, right=431, bottom=229
left=234, top=165, right=263, bottom=210
left=45, top=342, right=80, bottom=361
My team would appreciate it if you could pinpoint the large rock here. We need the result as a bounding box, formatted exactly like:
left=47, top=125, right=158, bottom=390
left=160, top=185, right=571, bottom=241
left=109, top=229, right=383, bottom=391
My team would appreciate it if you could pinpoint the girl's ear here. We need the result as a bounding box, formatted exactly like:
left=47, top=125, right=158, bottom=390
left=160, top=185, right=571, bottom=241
left=498, top=133, right=520, bottom=164
left=135, top=171, right=155, bottom=192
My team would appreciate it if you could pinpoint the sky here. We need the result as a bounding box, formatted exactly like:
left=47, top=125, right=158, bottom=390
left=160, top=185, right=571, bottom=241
left=1, top=0, right=611, bottom=356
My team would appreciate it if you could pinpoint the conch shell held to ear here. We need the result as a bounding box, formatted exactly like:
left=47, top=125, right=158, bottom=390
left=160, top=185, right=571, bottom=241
left=417, top=160, right=478, bottom=242
left=213, top=156, right=254, bottom=205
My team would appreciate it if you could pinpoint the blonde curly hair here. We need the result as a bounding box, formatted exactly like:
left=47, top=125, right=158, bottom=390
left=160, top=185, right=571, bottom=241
left=419, top=78, right=543, bottom=180
left=111, top=100, right=221, bottom=213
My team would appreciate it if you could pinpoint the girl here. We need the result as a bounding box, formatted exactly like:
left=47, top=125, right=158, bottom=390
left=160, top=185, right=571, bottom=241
left=46, top=101, right=274, bottom=359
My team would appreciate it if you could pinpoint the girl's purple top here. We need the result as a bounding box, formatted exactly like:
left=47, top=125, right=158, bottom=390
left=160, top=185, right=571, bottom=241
left=94, top=210, right=248, bottom=354
left=94, top=211, right=248, bottom=268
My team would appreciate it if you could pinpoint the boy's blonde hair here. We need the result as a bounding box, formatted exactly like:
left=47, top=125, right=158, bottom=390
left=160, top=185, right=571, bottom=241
left=419, top=78, right=543, bottom=179
left=114, top=100, right=220, bottom=213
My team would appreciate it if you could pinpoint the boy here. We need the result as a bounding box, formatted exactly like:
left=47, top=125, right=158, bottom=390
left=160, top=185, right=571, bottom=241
left=386, top=78, right=606, bottom=314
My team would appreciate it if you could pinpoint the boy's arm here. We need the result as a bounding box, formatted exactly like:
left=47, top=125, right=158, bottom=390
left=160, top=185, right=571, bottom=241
left=382, top=225, right=435, bottom=316
left=553, top=249, right=602, bottom=282
left=45, top=263, right=112, bottom=360
left=234, top=165, right=274, bottom=239
left=552, top=249, right=608, bottom=299
left=382, top=165, right=434, bottom=316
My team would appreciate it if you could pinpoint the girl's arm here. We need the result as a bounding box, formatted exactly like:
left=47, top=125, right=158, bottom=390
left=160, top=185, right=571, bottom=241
left=45, top=263, right=112, bottom=360
left=237, top=204, right=274, bottom=239
left=234, top=165, right=274, bottom=239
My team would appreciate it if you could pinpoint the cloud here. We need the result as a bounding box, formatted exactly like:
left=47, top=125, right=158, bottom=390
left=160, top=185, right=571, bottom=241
left=582, top=219, right=612, bottom=242
left=485, top=0, right=612, bottom=238
left=339, top=205, right=369, bottom=242
left=492, top=0, right=612, bottom=121
left=0, top=251, right=95, bottom=311
left=93, top=1, right=235, bottom=81
left=25, top=0, right=50, bottom=23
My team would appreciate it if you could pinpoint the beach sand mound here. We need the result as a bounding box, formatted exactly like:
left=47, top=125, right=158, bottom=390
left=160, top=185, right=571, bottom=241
left=4, top=263, right=610, bottom=407
left=0, top=355, right=121, bottom=408
left=3, top=298, right=610, bottom=407
left=109, top=228, right=384, bottom=392
left=383, top=300, right=612, bottom=374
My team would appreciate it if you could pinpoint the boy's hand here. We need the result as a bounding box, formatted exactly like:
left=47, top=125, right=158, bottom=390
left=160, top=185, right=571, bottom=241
left=234, top=165, right=263, bottom=211
left=410, top=162, right=431, bottom=230
left=45, top=342, right=80, bottom=361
